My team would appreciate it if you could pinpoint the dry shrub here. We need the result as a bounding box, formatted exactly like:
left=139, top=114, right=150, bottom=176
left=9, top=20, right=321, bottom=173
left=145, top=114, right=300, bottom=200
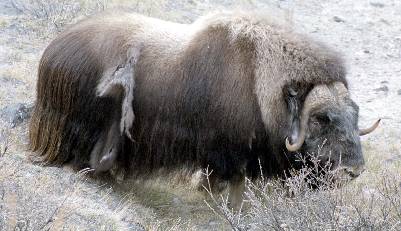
left=207, top=154, right=401, bottom=231
left=10, top=0, right=107, bottom=36
left=147, top=218, right=195, bottom=231
left=0, top=128, right=10, bottom=157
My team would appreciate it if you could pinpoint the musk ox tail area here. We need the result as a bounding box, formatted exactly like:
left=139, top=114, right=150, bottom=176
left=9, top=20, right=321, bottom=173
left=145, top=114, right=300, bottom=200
left=29, top=35, right=111, bottom=167
left=29, top=21, right=138, bottom=169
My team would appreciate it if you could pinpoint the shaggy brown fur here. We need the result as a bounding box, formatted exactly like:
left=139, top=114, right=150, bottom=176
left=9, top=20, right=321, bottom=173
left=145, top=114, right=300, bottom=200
left=29, top=11, right=350, bottom=198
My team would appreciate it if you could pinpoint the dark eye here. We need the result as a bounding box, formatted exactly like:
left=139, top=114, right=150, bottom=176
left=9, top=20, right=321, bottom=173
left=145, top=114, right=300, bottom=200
left=315, top=114, right=331, bottom=124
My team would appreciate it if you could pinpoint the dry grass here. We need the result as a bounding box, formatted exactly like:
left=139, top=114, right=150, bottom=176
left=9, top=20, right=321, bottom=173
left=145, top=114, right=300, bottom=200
left=0, top=128, right=10, bottom=157
left=206, top=152, right=401, bottom=231
left=10, top=0, right=108, bottom=38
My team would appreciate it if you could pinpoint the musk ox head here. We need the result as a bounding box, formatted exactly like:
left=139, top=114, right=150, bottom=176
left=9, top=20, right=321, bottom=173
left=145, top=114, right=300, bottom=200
left=285, top=82, right=379, bottom=180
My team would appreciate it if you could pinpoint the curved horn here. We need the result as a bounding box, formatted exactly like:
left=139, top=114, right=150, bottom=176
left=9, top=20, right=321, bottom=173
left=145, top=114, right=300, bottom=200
left=285, top=100, right=313, bottom=152
left=285, top=83, right=344, bottom=152
left=359, top=119, right=381, bottom=136
left=285, top=136, right=303, bottom=152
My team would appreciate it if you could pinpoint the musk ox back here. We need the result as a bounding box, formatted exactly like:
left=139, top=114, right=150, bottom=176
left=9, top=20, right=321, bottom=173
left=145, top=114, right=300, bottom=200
left=29, top=11, right=379, bottom=206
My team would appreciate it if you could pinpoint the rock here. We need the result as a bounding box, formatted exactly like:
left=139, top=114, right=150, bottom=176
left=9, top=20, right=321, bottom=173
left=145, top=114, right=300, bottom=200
left=0, top=76, right=24, bottom=86
left=370, top=2, right=385, bottom=8
left=14, top=220, right=29, bottom=231
left=362, top=188, right=379, bottom=199
left=397, top=89, right=401, bottom=95
left=208, top=219, right=219, bottom=226
left=0, top=103, right=33, bottom=128
left=380, top=19, right=390, bottom=25
left=127, top=222, right=146, bottom=231
left=384, top=155, right=401, bottom=164
left=374, top=86, right=389, bottom=92
left=333, top=16, right=345, bottom=23
left=172, top=197, right=183, bottom=206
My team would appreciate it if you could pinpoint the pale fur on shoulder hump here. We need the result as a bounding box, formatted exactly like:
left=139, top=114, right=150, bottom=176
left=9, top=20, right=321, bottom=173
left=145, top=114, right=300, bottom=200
left=192, top=10, right=347, bottom=143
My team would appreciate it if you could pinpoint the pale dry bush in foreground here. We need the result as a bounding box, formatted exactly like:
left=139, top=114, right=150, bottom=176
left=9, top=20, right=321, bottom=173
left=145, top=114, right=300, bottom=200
left=207, top=154, right=401, bottom=231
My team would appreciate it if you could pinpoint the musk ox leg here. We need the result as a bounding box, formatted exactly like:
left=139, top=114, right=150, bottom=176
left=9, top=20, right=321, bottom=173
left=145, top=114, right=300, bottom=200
left=228, top=175, right=246, bottom=210
left=192, top=166, right=245, bottom=209
left=191, top=168, right=228, bottom=193
left=198, top=147, right=248, bottom=209
left=195, top=170, right=245, bottom=210
left=90, top=120, right=120, bottom=172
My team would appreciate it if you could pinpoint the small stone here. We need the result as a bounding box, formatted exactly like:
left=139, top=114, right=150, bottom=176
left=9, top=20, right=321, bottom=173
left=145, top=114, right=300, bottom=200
left=364, top=50, right=370, bottom=54
left=370, top=2, right=385, bottom=8
left=172, top=197, right=182, bottom=206
left=15, top=220, right=29, bottom=231
left=397, top=89, right=401, bottom=95
left=0, top=76, right=24, bottom=86
left=380, top=19, right=390, bottom=25
left=0, top=103, right=33, bottom=128
left=126, top=223, right=146, bottom=231
left=280, top=223, right=289, bottom=228
left=374, top=86, right=389, bottom=92
left=362, top=188, right=378, bottom=198
left=208, top=219, right=219, bottom=226
left=384, top=155, right=401, bottom=164
left=333, top=16, right=345, bottom=23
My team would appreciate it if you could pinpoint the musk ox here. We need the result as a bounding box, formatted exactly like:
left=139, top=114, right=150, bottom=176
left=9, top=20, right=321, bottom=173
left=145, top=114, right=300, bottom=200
left=29, top=11, right=379, bottom=206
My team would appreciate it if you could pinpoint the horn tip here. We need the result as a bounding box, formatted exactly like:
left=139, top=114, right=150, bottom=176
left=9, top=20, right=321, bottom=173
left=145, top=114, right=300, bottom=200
left=359, top=118, right=381, bottom=136
left=374, top=118, right=381, bottom=127
left=285, top=137, right=300, bottom=152
left=285, top=137, right=290, bottom=146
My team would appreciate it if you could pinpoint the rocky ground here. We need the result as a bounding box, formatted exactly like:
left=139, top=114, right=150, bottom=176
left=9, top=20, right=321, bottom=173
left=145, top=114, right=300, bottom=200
left=0, top=0, right=400, bottom=230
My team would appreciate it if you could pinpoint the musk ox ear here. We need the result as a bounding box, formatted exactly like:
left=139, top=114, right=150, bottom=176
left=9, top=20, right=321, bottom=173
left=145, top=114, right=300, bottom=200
left=96, top=47, right=141, bottom=140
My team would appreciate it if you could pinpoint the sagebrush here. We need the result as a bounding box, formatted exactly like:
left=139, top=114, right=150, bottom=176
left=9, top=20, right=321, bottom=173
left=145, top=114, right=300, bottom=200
left=208, top=154, right=401, bottom=231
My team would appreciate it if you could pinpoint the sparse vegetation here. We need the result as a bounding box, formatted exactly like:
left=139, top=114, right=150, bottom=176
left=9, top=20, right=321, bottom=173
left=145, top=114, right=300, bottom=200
left=0, top=128, right=10, bottom=157
left=10, top=0, right=107, bottom=36
left=206, top=154, right=401, bottom=231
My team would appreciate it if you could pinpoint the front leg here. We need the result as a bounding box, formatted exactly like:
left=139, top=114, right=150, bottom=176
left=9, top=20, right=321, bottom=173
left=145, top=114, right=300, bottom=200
left=228, top=174, right=246, bottom=210
left=199, top=146, right=248, bottom=209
